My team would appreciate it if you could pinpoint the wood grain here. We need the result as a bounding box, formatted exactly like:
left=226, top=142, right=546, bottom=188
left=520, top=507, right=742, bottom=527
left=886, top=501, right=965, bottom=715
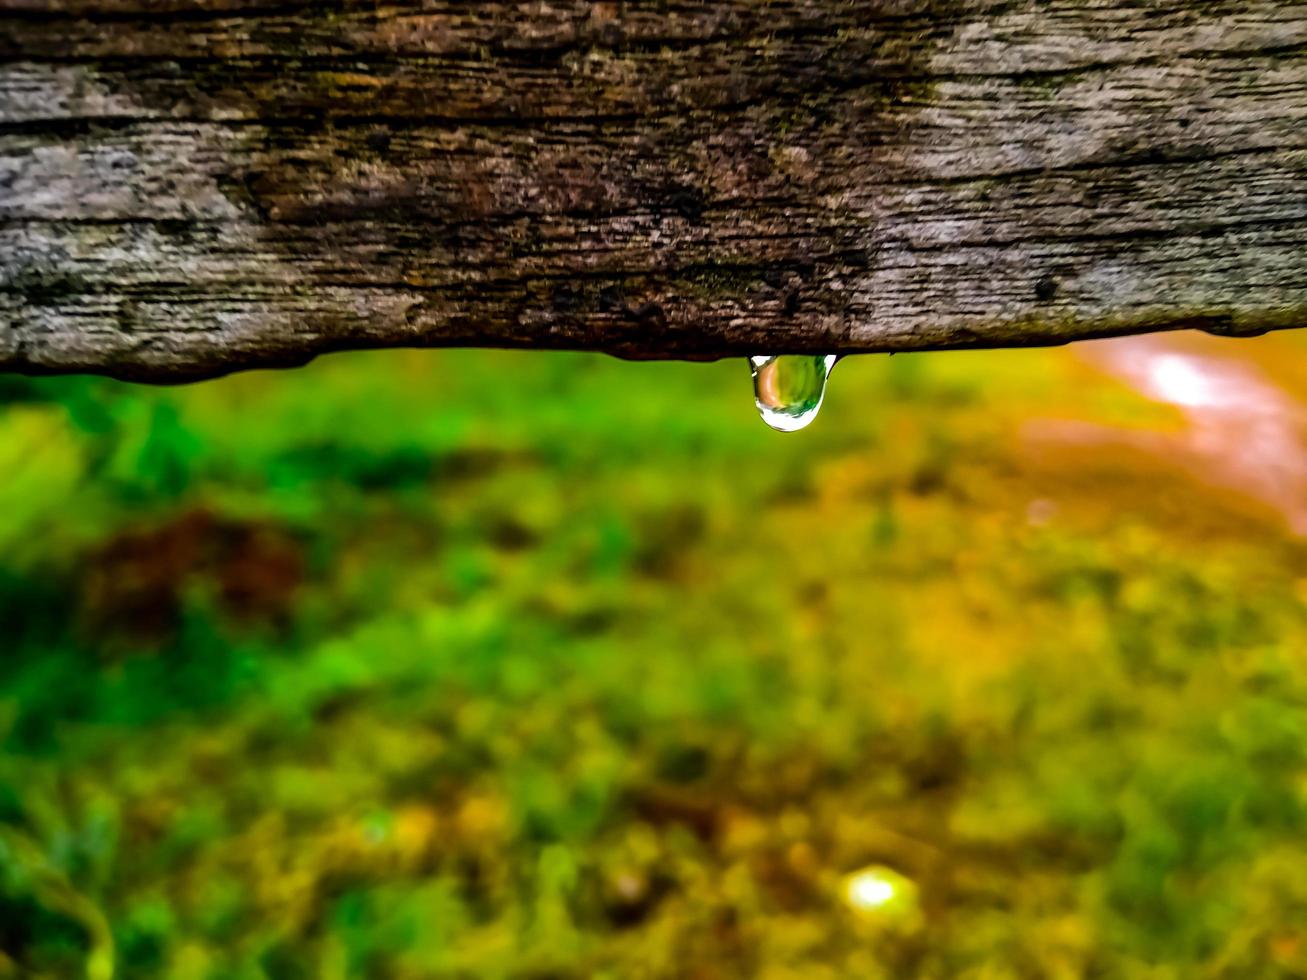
left=1, top=0, right=1305, bottom=380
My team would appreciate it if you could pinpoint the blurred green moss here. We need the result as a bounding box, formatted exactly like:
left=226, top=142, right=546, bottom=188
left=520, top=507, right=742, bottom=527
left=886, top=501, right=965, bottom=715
left=1, top=338, right=1305, bottom=978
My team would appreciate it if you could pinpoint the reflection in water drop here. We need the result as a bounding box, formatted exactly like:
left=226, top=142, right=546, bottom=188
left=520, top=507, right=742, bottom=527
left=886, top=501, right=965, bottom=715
left=749, top=354, right=839, bottom=432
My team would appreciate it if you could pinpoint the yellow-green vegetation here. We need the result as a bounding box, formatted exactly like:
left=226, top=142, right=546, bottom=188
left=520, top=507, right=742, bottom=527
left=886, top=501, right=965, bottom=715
left=1, top=335, right=1305, bottom=979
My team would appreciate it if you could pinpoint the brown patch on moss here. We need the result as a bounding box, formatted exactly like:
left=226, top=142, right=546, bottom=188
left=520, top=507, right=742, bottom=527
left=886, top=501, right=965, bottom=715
left=80, top=508, right=304, bottom=645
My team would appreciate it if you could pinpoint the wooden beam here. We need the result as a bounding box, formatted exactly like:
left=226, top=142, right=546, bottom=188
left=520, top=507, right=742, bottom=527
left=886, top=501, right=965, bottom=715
left=1, top=0, right=1305, bottom=381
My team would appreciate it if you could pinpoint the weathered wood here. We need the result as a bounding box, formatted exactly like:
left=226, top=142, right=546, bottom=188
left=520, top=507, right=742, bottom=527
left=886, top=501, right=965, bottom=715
left=1, top=0, right=1305, bottom=381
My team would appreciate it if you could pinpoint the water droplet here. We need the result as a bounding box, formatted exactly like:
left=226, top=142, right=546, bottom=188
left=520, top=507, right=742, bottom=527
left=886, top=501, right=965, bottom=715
left=749, top=354, right=838, bottom=432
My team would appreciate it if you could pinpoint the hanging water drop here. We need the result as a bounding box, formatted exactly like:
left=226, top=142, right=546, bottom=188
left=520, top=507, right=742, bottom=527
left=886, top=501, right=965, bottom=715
left=749, top=354, right=838, bottom=432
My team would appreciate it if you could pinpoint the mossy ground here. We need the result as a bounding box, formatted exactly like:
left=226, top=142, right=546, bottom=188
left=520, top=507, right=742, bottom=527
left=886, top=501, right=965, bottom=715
left=1, top=332, right=1305, bottom=978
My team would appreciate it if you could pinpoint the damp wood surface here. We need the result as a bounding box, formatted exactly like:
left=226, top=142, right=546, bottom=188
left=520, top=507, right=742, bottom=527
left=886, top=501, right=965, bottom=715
left=1, top=0, right=1306, bottom=381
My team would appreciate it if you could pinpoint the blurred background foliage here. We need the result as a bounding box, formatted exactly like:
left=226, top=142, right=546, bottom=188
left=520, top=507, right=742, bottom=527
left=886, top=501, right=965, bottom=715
left=0, top=331, right=1305, bottom=979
